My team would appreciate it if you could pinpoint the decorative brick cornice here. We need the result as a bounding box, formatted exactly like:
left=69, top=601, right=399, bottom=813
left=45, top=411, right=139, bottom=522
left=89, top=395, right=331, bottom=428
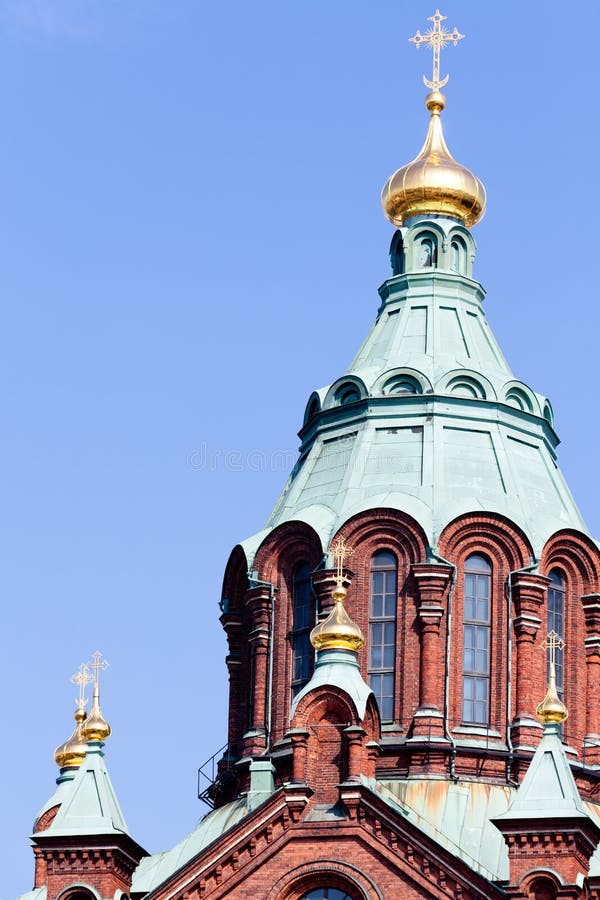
left=582, top=594, right=600, bottom=635
left=148, top=782, right=502, bottom=900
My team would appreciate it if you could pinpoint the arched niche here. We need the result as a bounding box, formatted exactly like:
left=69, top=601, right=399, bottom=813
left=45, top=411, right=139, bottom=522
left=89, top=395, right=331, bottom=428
left=389, top=230, right=405, bottom=276
left=502, top=380, right=540, bottom=415
left=438, top=368, right=496, bottom=401
left=373, top=366, right=432, bottom=396
left=446, top=224, right=476, bottom=277
left=402, top=220, right=446, bottom=272
left=303, top=391, right=322, bottom=425
left=323, top=376, right=368, bottom=411
left=252, top=520, right=324, bottom=744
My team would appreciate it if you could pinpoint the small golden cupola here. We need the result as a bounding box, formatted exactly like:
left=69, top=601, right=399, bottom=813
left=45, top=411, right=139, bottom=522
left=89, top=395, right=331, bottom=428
left=310, top=538, right=365, bottom=653
left=381, top=10, right=486, bottom=229
left=536, top=632, right=568, bottom=725
left=54, top=663, right=92, bottom=769
left=81, top=651, right=112, bottom=743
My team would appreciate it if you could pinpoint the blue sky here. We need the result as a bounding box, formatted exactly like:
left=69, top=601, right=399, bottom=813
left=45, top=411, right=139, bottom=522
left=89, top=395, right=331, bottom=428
left=2, top=2, right=598, bottom=897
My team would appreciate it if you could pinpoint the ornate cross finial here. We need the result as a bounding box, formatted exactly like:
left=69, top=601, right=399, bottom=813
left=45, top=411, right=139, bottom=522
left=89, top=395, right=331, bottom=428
left=88, top=650, right=109, bottom=691
left=70, top=663, right=92, bottom=711
left=329, top=537, right=354, bottom=585
left=541, top=630, right=566, bottom=670
left=409, top=9, right=464, bottom=92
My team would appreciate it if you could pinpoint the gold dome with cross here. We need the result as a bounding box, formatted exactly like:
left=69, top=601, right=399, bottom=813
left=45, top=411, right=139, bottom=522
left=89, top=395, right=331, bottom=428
left=381, top=10, right=486, bottom=229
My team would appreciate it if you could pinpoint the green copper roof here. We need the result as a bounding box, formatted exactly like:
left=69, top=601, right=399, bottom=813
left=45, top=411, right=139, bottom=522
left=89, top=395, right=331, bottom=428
left=37, top=741, right=130, bottom=839
left=493, top=723, right=594, bottom=825
left=33, top=769, right=79, bottom=832
left=17, top=888, right=47, bottom=900
left=239, top=217, right=588, bottom=561
left=291, top=648, right=373, bottom=720
left=131, top=798, right=250, bottom=895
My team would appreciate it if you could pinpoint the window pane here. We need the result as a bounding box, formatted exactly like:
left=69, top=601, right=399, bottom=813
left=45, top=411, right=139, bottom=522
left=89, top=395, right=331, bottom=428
left=292, top=563, right=313, bottom=695
left=369, top=551, right=398, bottom=723
left=372, top=550, right=396, bottom=569
left=466, top=553, right=491, bottom=574
left=463, top=557, right=491, bottom=724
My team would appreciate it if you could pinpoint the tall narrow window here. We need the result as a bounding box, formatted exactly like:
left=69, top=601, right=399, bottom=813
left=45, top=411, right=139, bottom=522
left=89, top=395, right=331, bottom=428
left=291, top=562, right=313, bottom=698
left=462, top=553, right=491, bottom=724
left=548, top=569, right=565, bottom=698
left=368, top=551, right=397, bottom=722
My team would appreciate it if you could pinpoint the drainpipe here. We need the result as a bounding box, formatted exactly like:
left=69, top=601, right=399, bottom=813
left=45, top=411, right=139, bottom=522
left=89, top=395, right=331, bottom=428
left=505, top=559, right=538, bottom=785
left=248, top=572, right=277, bottom=755
left=427, top=547, right=458, bottom=781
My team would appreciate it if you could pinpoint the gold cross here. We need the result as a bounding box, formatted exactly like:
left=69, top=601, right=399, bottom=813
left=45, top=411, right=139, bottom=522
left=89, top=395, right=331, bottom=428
left=409, top=9, right=464, bottom=92
left=88, top=650, right=109, bottom=690
left=329, top=537, right=354, bottom=584
left=541, top=630, right=565, bottom=669
left=70, top=663, right=92, bottom=711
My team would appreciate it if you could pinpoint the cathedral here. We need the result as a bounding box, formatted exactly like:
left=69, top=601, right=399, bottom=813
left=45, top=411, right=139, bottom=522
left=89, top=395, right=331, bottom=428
left=18, top=11, right=600, bottom=900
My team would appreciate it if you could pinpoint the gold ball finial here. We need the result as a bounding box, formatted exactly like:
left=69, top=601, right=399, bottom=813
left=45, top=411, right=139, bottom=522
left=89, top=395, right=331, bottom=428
left=425, top=90, right=445, bottom=112
left=536, top=632, right=568, bottom=725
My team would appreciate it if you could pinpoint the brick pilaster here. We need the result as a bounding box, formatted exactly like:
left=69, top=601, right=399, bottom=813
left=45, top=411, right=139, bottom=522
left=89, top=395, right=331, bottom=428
left=582, top=594, right=600, bottom=765
left=242, top=585, right=272, bottom=757
left=510, top=572, right=548, bottom=749
left=344, top=725, right=366, bottom=782
left=409, top=563, right=453, bottom=739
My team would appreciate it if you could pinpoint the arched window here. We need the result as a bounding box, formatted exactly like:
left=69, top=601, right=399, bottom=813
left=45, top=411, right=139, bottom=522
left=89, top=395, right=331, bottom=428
left=60, top=892, right=97, bottom=900
left=548, top=569, right=565, bottom=698
left=301, top=889, right=355, bottom=900
left=450, top=237, right=467, bottom=274
left=291, top=562, right=313, bottom=698
left=419, top=235, right=437, bottom=268
left=462, top=553, right=491, bottom=724
left=368, top=551, right=397, bottom=722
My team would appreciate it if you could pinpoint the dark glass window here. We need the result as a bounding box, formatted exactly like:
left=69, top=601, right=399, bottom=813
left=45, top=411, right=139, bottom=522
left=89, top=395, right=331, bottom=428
left=548, top=569, right=565, bottom=697
left=368, top=550, right=397, bottom=722
left=462, top=553, right=491, bottom=724
left=291, top=562, right=313, bottom=698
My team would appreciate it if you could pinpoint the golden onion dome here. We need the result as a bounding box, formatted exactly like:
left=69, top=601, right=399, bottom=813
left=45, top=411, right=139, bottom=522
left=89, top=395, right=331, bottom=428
left=54, top=706, right=88, bottom=769
left=81, top=688, right=111, bottom=743
left=310, top=585, right=365, bottom=653
left=381, top=90, right=486, bottom=228
left=536, top=670, right=568, bottom=725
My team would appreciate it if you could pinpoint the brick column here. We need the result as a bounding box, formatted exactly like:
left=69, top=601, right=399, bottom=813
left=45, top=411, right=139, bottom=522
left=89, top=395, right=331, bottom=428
left=286, top=728, right=310, bottom=783
left=510, top=572, right=548, bottom=750
left=344, top=725, right=366, bottom=782
left=220, top=606, right=242, bottom=755
left=409, top=563, right=453, bottom=739
left=582, top=594, right=600, bottom=765
left=242, top=585, right=272, bottom=757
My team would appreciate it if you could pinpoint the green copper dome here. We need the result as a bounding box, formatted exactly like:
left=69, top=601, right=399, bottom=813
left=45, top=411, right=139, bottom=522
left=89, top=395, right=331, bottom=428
left=241, top=216, right=587, bottom=563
